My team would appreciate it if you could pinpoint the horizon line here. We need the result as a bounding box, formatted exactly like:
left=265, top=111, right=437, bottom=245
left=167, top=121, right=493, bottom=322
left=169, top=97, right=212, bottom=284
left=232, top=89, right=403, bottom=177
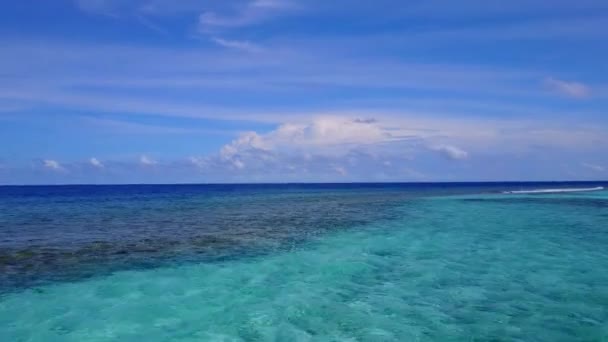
left=1, top=180, right=607, bottom=187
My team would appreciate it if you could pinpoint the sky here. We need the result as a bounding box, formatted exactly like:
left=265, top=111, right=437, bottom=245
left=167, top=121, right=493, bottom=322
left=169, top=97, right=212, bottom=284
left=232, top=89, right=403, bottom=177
left=1, top=0, right=607, bottom=184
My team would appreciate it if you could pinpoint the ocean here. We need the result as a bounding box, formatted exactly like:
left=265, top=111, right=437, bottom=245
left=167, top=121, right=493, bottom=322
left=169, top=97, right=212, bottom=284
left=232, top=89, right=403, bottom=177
left=1, top=182, right=607, bottom=341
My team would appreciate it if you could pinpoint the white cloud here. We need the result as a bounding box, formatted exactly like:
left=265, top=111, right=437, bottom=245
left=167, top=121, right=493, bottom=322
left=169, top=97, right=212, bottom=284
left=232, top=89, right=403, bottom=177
left=233, top=159, right=245, bottom=169
left=220, top=131, right=269, bottom=158
left=431, top=144, right=469, bottom=160
left=582, top=162, right=605, bottom=172
left=6, top=111, right=605, bottom=182
left=140, top=155, right=157, bottom=165
left=5, top=40, right=599, bottom=128
left=209, top=117, right=396, bottom=176
left=545, top=77, right=591, bottom=99
left=217, top=131, right=276, bottom=171
left=43, top=159, right=64, bottom=171
left=89, top=157, right=104, bottom=168
left=215, top=115, right=608, bottom=169
left=188, top=156, right=207, bottom=168
left=198, top=0, right=296, bottom=32
left=206, top=116, right=475, bottom=179
left=211, top=37, right=263, bottom=53
left=213, top=116, right=410, bottom=175
left=259, top=116, right=396, bottom=149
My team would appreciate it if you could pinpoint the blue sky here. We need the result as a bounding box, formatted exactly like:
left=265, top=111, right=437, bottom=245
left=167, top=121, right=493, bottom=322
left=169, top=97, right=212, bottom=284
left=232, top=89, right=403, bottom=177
left=1, top=0, right=607, bottom=184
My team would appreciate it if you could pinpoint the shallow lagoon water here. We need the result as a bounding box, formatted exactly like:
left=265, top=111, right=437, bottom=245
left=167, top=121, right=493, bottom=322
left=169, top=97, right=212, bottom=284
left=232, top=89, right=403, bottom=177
left=1, top=184, right=607, bottom=341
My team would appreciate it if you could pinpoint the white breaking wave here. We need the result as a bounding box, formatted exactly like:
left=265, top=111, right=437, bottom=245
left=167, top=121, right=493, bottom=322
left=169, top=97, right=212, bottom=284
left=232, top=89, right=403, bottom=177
left=503, top=186, right=604, bottom=194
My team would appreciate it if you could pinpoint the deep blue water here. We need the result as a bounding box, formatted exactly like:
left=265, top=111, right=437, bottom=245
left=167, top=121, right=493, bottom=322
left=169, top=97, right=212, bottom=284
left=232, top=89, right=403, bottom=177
left=1, top=182, right=607, bottom=341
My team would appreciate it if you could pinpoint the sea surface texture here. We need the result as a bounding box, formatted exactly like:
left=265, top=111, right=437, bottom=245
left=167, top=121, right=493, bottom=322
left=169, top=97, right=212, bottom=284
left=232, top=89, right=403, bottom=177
left=1, top=183, right=607, bottom=341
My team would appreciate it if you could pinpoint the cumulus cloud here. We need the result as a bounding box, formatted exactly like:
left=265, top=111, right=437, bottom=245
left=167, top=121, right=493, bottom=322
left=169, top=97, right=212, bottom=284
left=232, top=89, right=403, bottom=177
left=232, top=159, right=245, bottom=169
left=208, top=114, right=605, bottom=176
left=430, top=144, right=469, bottom=160
left=89, top=157, right=104, bottom=168
left=43, top=159, right=64, bottom=171
left=544, top=77, right=591, bottom=99
left=202, top=115, right=475, bottom=180
left=217, top=131, right=271, bottom=170
left=242, top=116, right=395, bottom=150
left=140, top=155, right=157, bottom=166
left=20, top=114, right=601, bottom=182
left=210, top=116, right=409, bottom=174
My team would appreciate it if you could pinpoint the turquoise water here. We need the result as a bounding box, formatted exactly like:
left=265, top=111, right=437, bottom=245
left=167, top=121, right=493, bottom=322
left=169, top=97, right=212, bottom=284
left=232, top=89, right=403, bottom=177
left=1, top=184, right=607, bottom=341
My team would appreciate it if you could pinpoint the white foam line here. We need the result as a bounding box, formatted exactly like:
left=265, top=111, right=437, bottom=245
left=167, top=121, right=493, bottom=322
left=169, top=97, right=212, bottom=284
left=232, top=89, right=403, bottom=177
left=503, top=186, right=604, bottom=194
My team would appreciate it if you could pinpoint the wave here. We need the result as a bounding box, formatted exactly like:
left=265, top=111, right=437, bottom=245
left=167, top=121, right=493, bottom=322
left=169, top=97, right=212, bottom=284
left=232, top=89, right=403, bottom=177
left=503, top=186, right=604, bottom=194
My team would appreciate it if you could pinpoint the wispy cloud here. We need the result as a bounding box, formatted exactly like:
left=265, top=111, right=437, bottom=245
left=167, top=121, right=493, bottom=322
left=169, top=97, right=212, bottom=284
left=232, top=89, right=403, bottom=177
left=196, top=0, right=297, bottom=54
left=82, top=116, right=233, bottom=135
left=582, top=162, right=605, bottom=172
left=198, top=0, right=297, bottom=32
left=135, top=14, right=170, bottom=35
left=544, top=77, right=591, bottom=99
left=4, top=39, right=596, bottom=128
left=211, top=37, right=263, bottom=52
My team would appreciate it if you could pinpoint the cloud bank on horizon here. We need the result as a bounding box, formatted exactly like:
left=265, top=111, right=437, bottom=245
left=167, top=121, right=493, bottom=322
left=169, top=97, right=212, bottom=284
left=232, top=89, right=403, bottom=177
left=0, top=0, right=607, bottom=184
